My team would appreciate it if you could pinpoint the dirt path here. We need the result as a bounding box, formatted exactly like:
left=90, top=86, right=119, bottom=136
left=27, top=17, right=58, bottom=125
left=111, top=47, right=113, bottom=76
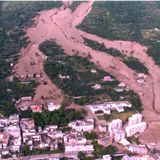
left=14, top=1, right=160, bottom=142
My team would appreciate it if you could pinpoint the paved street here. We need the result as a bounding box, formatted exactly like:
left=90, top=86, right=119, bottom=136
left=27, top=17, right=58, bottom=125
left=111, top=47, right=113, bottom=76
left=2, top=153, right=78, bottom=160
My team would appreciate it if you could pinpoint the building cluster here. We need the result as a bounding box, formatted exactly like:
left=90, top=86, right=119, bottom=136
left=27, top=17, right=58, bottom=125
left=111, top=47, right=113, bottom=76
left=20, top=118, right=62, bottom=151
left=0, top=114, right=64, bottom=158
left=68, top=118, right=94, bottom=132
left=107, top=113, right=147, bottom=143
left=15, top=96, right=61, bottom=113
left=0, top=115, right=95, bottom=158
left=0, top=94, right=153, bottom=160
left=64, top=131, right=94, bottom=154
left=0, top=115, right=21, bottom=158
left=0, top=110, right=155, bottom=160
left=88, top=101, right=132, bottom=115
left=66, top=118, right=95, bottom=154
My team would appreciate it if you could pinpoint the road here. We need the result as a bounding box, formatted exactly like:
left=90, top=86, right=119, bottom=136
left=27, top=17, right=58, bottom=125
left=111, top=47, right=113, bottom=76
left=3, top=153, right=77, bottom=160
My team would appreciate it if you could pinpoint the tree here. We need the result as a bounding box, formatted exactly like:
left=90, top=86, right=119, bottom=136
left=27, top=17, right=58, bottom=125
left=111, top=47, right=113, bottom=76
left=78, top=151, right=87, bottom=160
left=58, top=142, right=64, bottom=152
left=83, top=131, right=98, bottom=140
left=22, top=145, right=30, bottom=156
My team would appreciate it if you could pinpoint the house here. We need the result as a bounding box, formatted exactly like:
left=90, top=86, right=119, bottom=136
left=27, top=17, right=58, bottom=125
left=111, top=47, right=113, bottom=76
left=0, top=148, right=10, bottom=157
left=0, top=132, right=9, bottom=149
left=0, top=118, right=8, bottom=127
left=103, top=76, right=113, bottom=82
left=47, top=102, right=61, bottom=111
left=64, top=131, right=87, bottom=145
left=137, top=79, right=145, bottom=84
left=91, top=69, right=97, bottom=74
left=92, top=84, right=102, bottom=90
left=20, top=96, right=32, bottom=102
left=19, top=105, right=29, bottom=111
left=119, top=139, right=130, bottom=146
left=114, top=87, right=124, bottom=92
left=10, top=136, right=21, bottom=152
left=58, top=74, right=70, bottom=79
left=43, top=126, right=63, bottom=139
left=30, top=105, right=42, bottom=113
left=137, top=73, right=147, bottom=79
left=7, top=125, right=21, bottom=138
left=98, top=135, right=112, bottom=146
left=118, top=82, right=126, bottom=88
left=9, top=114, right=19, bottom=125
left=68, top=118, right=94, bottom=132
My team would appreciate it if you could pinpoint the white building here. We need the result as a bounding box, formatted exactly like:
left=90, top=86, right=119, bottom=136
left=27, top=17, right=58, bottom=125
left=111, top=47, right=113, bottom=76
left=68, top=118, right=94, bottom=132
left=110, top=129, right=125, bottom=142
left=65, top=144, right=94, bottom=154
left=92, top=84, right=102, bottom=90
left=47, top=102, right=61, bottom=111
left=108, top=119, right=122, bottom=132
left=96, top=155, right=112, bottom=160
left=9, top=114, right=19, bottom=125
left=119, top=139, right=130, bottom=146
left=7, top=125, right=21, bottom=139
left=20, top=96, right=32, bottom=102
left=125, top=114, right=146, bottom=137
left=122, top=155, right=154, bottom=160
left=88, top=101, right=132, bottom=115
left=128, top=114, right=142, bottom=126
left=126, top=145, right=148, bottom=155
left=125, top=122, right=147, bottom=137
left=58, top=74, right=70, bottom=79
left=108, top=119, right=125, bottom=142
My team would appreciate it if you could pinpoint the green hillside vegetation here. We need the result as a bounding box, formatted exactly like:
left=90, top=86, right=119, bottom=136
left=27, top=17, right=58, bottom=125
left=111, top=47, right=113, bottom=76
left=40, top=41, right=119, bottom=105
left=39, top=40, right=142, bottom=112
left=0, top=1, right=62, bottom=116
left=84, top=38, right=148, bottom=74
left=69, top=1, right=83, bottom=12
left=78, top=1, right=160, bottom=65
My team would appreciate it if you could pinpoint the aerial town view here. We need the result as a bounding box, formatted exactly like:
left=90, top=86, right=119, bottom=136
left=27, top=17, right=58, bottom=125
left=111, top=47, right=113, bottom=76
left=1, top=0, right=160, bottom=160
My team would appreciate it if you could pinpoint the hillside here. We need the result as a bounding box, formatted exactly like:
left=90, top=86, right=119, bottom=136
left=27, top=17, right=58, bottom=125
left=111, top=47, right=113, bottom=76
left=0, top=1, right=62, bottom=116
left=78, top=1, right=160, bottom=65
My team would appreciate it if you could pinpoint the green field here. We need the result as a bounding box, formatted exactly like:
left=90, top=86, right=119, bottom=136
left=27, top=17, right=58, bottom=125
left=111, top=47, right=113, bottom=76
left=98, top=110, right=138, bottom=122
